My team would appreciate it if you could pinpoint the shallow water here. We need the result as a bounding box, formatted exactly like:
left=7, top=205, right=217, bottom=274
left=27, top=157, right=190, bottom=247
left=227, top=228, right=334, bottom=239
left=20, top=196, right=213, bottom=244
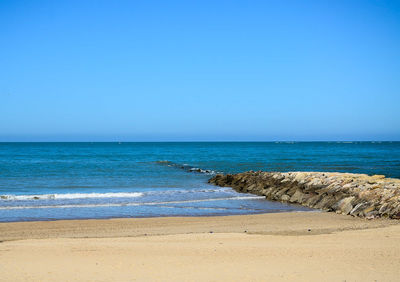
left=0, top=142, right=399, bottom=222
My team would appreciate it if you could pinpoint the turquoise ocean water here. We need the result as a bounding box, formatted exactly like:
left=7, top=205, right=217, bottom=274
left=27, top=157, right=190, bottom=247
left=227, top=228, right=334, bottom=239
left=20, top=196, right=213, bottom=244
left=0, top=142, right=399, bottom=222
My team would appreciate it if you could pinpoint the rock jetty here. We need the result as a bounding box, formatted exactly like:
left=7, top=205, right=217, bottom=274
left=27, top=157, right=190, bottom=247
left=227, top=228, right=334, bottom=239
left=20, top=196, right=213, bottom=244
left=209, top=171, right=400, bottom=219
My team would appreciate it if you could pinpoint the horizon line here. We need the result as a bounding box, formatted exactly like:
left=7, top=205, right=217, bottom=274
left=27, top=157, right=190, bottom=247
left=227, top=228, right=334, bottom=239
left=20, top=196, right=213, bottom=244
left=1, top=141, right=399, bottom=143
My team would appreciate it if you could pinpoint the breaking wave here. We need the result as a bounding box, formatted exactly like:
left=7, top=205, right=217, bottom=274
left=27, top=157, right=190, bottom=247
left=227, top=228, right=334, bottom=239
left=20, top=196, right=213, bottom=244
left=0, top=196, right=265, bottom=210
left=0, top=192, right=144, bottom=201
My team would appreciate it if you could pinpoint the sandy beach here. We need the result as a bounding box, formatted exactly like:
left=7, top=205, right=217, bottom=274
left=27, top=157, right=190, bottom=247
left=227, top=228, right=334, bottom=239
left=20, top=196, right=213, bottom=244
left=2, top=0, right=399, bottom=280
left=1, top=211, right=400, bottom=281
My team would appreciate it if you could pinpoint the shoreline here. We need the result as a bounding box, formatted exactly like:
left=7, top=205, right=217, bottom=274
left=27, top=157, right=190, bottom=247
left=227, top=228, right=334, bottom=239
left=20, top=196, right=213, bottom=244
left=1, top=211, right=400, bottom=281
left=1, top=211, right=396, bottom=242
left=0, top=207, right=310, bottom=224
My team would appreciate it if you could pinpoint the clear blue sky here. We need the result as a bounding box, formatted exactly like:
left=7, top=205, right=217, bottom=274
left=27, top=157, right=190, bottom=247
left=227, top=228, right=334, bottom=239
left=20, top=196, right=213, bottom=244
left=0, top=0, right=399, bottom=141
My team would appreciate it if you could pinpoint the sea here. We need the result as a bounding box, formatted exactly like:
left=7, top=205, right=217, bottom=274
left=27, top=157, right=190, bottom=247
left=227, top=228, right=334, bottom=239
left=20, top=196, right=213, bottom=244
left=0, top=142, right=399, bottom=222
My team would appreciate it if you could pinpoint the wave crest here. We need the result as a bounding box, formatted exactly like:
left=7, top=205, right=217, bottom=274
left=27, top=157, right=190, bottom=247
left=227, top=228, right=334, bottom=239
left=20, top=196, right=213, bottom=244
left=0, top=195, right=265, bottom=210
left=0, top=192, right=144, bottom=201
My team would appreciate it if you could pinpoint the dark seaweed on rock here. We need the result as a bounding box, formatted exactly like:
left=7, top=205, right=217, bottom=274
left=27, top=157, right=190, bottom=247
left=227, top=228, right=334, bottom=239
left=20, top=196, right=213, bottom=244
left=156, top=161, right=217, bottom=175
left=208, top=171, right=400, bottom=219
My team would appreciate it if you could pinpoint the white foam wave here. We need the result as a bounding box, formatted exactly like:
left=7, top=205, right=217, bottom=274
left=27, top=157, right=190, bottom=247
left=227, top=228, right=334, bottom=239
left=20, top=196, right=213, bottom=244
left=0, top=196, right=265, bottom=210
left=145, top=187, right=233, bottom=195
left=0, top=192, right=144, bottom=201
left=0, top=188, right=234, bottom=202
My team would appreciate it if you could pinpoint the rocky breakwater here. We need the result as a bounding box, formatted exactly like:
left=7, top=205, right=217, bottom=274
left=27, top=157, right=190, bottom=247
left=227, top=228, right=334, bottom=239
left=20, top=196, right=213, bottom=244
left=208, top=171, right=400, bottom=219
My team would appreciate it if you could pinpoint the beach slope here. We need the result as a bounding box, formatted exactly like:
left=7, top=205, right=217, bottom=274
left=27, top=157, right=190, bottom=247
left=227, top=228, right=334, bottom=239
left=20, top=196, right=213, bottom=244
left=1, top=212, right=399, bottom=281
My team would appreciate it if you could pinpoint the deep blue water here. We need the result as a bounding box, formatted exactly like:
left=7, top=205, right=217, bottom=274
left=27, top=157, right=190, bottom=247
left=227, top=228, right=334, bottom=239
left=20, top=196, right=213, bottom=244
left=0, top=142, right=399, bottom=222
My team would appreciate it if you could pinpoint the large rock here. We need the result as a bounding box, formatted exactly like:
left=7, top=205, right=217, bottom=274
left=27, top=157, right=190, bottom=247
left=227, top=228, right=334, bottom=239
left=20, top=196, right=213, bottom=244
left=333, top=196, right=355, bottom=215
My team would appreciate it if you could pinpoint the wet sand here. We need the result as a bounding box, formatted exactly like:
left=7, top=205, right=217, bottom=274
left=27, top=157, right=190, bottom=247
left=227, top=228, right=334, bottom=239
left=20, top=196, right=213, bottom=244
left=1, top=212, right=399, bottom=281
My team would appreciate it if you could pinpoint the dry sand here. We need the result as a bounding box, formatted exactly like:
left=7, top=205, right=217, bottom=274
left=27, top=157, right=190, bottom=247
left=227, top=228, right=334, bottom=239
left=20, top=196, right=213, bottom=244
left=1, top=211, right=399, bottom=281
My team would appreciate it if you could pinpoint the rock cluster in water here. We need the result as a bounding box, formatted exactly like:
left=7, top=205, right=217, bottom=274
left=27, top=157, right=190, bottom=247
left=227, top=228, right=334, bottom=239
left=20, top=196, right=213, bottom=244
left=156, top=161, right=217, bottom=175
left=208, top=171, right=400, bottom=219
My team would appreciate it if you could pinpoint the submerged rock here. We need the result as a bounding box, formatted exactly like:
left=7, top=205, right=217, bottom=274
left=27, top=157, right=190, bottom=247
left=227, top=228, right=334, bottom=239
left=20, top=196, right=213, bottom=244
left=208, top=171, right=400, bottom=219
